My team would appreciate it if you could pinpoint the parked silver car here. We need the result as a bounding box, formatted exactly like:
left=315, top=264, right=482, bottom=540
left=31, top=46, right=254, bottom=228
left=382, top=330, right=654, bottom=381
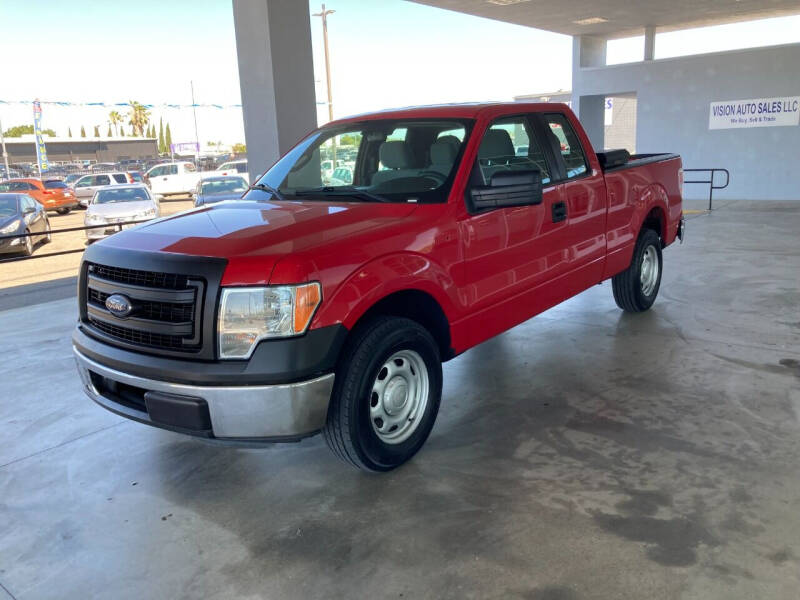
left=73, top=172, right=133, bottom=208
left=84, top=184, right=159, bottom=243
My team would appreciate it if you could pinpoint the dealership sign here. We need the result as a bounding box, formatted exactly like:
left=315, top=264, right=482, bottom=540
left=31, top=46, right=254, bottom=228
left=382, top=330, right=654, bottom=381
left=709, top=96, right=800, bottom=129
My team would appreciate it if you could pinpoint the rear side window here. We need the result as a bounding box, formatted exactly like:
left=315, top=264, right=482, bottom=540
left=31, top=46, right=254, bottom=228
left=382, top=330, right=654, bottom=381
left=544, top=114, right=589, bottom=179
left=112, top=174, right=128, bottom=184
left=168, top=164, right=179, bottom=175
left=474, top=116, right=551, bottom=186
left=44, top=180, right=67, bottom=189
left=94, top=175, right=111, bottom=186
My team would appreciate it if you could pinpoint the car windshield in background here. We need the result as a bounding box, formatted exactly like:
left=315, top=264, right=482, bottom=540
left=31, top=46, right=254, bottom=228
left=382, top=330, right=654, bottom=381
left=0, top=196, right=18, bottom=216
left=44, top=180, right=68, bottom=189
left=94, top=188, right=150, bottom=204
left=202, top=178, right=247, bottom=196
left=252, top=118, right=472, bottom=204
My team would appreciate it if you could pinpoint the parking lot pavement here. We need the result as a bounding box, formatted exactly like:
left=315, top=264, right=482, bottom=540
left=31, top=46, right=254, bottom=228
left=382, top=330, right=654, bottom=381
left=1, top=202, right=799, bottom=599
left=0, top=198, right=195, bottom=290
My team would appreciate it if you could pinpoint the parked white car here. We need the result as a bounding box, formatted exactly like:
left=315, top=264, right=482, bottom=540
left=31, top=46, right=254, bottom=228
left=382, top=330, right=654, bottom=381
left=73, top=172, right=134, bottom=208
left=145, top=162, right=203, bottom=198
left=84, top=184, right=160, bottom=242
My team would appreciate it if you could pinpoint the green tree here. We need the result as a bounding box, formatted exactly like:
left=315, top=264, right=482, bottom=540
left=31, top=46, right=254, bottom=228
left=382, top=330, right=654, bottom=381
left=120, top=128, right=125, bottom=137
left=80, top=126, right=86, bottom=138
left=232, top=143, right=246, bottom=154
left=165, top=123, right=172, bottom=152
left=93, top=125, right=100, bottom=137
left=127, top=100, right=150, bottom=137
left=2, top=124, right=56, bottom=137
left=108, top=110, right=123, bottom=136
left=106, top=124, right=113, bottom=137
left=158, top=118, right=165, bottom=154
left=68, top=127, right=72, bottom=138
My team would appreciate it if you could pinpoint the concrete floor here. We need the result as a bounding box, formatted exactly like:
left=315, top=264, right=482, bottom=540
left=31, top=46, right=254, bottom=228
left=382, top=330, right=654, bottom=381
left=1, top=201, right=799, bottom=600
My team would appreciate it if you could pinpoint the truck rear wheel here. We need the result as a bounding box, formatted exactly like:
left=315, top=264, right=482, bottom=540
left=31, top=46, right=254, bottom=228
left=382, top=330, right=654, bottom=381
left=612, top=228, right=662, bottom=312
left=323, top=316, right=442, bottom=472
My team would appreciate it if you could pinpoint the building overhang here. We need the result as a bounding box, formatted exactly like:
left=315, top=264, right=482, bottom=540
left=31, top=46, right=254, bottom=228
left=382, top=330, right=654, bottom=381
left=408, top=0, right=800, bottom=38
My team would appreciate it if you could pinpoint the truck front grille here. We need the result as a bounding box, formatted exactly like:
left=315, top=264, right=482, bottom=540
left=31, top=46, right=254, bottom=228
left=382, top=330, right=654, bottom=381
left=83, top=262, right=205, bottom=354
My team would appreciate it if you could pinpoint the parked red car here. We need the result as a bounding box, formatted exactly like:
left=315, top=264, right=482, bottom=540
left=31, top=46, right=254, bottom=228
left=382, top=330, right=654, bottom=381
left=0, top=178, right=78, bottom=214
left=73, top=103, right=683, bottom=471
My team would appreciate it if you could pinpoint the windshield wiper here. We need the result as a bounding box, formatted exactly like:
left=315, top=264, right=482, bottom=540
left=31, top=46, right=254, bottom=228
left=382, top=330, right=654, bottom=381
left=248, top=183, right=289, bottom=201
left=293, top=186, right=390, bottom=203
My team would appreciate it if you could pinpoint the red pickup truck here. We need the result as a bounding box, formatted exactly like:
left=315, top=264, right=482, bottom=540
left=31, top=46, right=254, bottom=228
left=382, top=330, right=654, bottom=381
left=73, top=103, right=683, bottom=471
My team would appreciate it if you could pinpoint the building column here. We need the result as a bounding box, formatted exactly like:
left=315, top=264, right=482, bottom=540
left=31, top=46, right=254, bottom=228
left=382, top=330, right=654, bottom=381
left=644, top=26, right=656, bottom=61
left=232, top=0, right=318, bottom=177
left=571, top=35, right=607, bottom=149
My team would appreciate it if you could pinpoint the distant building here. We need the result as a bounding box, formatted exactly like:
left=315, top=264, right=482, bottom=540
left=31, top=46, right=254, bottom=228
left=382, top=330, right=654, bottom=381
left=3, top=135, right=159, bottom=164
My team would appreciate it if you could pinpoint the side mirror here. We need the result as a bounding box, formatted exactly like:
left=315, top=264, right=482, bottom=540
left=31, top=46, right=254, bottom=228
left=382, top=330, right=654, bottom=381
left=469, top=169, right=543, bottom=211
left=23, top=206, right=35, bottom=215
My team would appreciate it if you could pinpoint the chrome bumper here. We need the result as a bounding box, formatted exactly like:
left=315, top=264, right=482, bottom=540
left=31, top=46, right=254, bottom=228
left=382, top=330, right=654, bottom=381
left=74, top=347, right=334, bottom=440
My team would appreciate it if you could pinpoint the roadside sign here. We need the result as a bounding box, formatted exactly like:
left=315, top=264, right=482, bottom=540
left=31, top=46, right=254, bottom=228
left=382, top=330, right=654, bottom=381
left=170, top=142, right=200, bottom=154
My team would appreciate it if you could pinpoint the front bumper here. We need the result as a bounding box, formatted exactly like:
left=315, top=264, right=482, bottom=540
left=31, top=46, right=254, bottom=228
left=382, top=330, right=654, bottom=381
left=74, top=347, right=335, bottom=441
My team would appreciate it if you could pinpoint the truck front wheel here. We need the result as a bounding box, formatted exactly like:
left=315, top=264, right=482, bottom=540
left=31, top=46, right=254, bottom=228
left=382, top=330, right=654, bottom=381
left=323, top=316, right=442, bottom=472
left=612, top=228, right=662, bottom=312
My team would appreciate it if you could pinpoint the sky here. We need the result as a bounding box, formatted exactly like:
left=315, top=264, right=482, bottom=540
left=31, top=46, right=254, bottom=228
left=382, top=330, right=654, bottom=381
left=1, top=1, right=799, bottom=148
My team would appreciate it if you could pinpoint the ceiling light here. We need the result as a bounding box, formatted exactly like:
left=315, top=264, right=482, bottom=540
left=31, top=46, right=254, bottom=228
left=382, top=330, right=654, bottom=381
left=487, top=0, right=532, bottom=6
left=573, top=17, right=609, bottom=25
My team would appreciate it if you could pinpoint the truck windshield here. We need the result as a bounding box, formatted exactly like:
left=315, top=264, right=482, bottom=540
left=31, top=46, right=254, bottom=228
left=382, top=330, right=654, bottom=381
left=249, top=118, right=473, bottom=204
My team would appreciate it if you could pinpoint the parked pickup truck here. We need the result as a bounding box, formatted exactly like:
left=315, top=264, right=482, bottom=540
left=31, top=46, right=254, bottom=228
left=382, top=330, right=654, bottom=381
left=73, top=103, right=684, bottom=471
left=144, top=161, right=204, bottom=198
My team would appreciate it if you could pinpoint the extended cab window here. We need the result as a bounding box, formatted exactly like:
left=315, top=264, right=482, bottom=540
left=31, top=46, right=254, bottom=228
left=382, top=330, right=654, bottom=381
left=94, top=175, right=111, bottom=186
left=544, top=114, right=588, bottom=179
left=112, top=174, right=128, bottom=184
left=252, top=118, right=473, bottom=204
left=474, top=116, right=551, bottom=185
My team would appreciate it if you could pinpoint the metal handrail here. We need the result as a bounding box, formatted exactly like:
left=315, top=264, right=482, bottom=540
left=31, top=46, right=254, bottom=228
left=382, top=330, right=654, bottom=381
left=0, top=219, right=153, bottom=264
left=683, top=168, right=729, bottom=211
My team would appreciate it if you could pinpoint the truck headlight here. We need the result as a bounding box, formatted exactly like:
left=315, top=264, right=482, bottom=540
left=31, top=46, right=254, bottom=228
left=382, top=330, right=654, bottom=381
left=0, top=220, right=21, bottom=235
left=218, top=283, right=322, bottom=359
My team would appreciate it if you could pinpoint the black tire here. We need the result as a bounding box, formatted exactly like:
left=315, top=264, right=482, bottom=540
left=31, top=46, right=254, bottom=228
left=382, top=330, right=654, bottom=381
left=323, top=316, right=442, bottom=472
left=56, top=207, right=71, bottom=215
left=21, top=229, right=33, bottom=256
left=612, top=228, right=662, bottom=312
left=43, top=219, right=52, bottom=244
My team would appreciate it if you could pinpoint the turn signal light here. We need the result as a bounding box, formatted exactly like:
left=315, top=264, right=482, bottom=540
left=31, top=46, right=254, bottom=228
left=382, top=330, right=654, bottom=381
left=294, top=282, right=322, bottom=333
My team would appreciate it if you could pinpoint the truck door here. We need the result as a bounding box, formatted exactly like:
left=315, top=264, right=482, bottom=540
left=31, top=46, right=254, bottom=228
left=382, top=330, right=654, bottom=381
left=460, top=114, right=565, bottom=319
left=537, top=112, right=607, bottom=283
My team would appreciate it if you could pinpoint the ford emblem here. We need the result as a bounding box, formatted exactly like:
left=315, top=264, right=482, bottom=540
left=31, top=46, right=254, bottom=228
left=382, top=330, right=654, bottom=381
left=105, top=294, right=133, bottom=318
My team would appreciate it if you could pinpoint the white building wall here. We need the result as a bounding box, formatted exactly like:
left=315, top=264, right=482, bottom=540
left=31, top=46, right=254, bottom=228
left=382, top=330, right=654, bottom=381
left=573, top=42, right=800, bottom=200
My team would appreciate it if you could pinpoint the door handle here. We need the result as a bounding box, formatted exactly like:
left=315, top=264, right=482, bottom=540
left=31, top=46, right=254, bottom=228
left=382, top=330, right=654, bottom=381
left=552, top=201, right=567, bottom=223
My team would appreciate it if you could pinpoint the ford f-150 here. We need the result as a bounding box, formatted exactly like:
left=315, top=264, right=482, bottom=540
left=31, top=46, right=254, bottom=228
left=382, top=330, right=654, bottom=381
left=73, top=103, right=684, bottom=471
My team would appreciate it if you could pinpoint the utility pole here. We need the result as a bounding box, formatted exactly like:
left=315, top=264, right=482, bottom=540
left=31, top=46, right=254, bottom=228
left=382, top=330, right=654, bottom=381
left=313, top=4, right=335, bottom=123
left=313, top=4, right=336, bottom=175
left=0, top=116, right=9, bottom=180
left=190, top=80, right=201, bottom=168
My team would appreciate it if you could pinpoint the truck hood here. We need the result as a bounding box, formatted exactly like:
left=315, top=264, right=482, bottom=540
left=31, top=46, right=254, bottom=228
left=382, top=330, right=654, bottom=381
left=100, top=200, right=418, bottom=279
left=87, top=200, right=157, bottom=219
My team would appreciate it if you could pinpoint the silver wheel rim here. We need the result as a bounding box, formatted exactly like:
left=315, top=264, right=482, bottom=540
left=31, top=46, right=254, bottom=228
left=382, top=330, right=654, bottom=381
left=640, top=245, right=659, bottom=296
left=370, top=349, right=429, bottom=444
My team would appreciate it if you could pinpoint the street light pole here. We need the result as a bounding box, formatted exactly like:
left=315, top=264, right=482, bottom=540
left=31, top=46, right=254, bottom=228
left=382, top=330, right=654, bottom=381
left=313, top=4, right=336, bottom=123
left=190, top=80, right=201, bottom=168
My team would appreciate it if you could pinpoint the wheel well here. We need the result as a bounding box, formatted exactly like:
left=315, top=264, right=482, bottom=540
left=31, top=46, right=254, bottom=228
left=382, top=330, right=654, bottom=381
left=350, top=290, right=453, bottom=361
left=642, top=207, right=666, bottom=246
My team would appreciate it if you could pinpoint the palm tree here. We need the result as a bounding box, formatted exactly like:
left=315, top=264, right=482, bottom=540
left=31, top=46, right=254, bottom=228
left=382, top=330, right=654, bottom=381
left=127, top=101, right=150, bottom=137
left=108, top=110, right=123, bottom=136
